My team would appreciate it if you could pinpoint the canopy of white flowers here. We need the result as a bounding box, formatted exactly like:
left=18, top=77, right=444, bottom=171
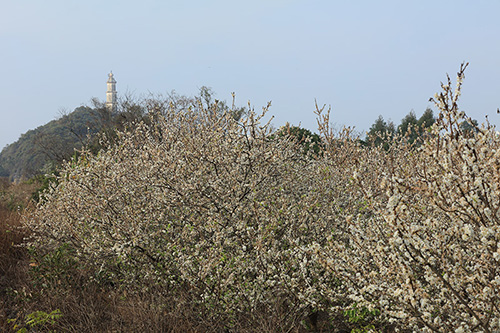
left=26, top=63, right=500, bottom=332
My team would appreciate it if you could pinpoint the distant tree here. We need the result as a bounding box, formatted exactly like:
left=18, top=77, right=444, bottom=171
left=459, top=118, right=479, bottom=138
left=197, top=86, right=246, bottom=121
left=366, top=108, right=436, bottom=148
left=274, top=124, right=322, bottom=156
left=415, top=108, right=436, bottom=142
left=398, top=110, right=419, bottom=144
left=118, top=96, right=147, bottom=125
left=164, top=90, right=196, bottom=113
left=387, top=120, right=396, bottom=136
left=368, top=115, right=386, bottom=135
left=34, top=131, right=73, bottom=163
left=366, top=115, right=395, bottom=149
left=417, top=108, right=435, bottom=129
left=29, top=107, right=94, bottom=164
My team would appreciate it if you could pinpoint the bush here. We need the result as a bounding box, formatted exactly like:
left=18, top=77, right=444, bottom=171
left=317, top=63, right=500, bottom=331
left=24, top=104, right=348, bottom=331
left=25, top=63, right=500, bottom=331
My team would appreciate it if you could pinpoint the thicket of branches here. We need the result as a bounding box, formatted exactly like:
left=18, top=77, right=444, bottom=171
left=22, top=63, right=500, bottom=332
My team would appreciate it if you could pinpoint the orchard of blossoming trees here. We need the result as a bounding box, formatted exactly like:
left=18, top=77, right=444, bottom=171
left=20, top=63, right=500, bottom=332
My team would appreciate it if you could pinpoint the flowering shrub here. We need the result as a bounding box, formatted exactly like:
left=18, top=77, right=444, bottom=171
left=25, top=104, right=348, bottom=330
left=317, top=63, right=500, bottom=332
left=25, top=63, right=500, bottom=331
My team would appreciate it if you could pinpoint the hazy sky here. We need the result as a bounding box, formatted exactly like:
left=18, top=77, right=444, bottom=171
left=1, top=0, right=500, bottom=150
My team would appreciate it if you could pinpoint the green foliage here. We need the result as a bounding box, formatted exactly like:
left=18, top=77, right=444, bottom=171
left=459, top=117, right=479, bottom=137
left=273, top=123, right=322, bottom=155
left=9, top=309, right=62, bottom=332
left=26, top=309, right=62, bottom=330
left=344, top=303, right=381, bottom=333
left=29, top=243, right=80, bottom=291
left=366, top=115, right=395, bottom=149
left=397, top=110, right=419, bottom=143
left=29, top=172, right=59, bottom=203
left=0, top=163, right=7, bottom=177
left=417, top=107, right=435, bottom=128
left=367, top=108, right=436, bottom=147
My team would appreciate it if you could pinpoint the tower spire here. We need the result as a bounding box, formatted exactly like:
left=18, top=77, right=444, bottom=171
left=106, top=71, right=117, bottom=112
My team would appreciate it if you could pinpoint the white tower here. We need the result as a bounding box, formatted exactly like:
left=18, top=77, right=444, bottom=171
left=106, top=71, right=117, bottom=112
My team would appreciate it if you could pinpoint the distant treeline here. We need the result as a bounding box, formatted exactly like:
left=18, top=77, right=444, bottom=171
left=363, top=108, right=479, bottom=149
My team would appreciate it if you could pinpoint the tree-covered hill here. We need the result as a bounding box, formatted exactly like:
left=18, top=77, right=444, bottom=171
left=0, top=87, right=247, bottom=181
left=0, top=106, right=101, bottom=180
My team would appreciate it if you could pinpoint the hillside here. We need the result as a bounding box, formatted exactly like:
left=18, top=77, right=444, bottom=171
left=0, top=106, right=101, bottom=180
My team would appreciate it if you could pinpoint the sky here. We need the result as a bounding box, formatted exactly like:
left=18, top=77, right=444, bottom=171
left=1, top=0, right=500, bottom=150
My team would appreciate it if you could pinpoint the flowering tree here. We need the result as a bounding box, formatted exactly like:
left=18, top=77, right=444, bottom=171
left=25, top=63, right=500, bottom=331
left=316, top=63, right=500, bottom=332
left=25, top=103, right=347, bottom=330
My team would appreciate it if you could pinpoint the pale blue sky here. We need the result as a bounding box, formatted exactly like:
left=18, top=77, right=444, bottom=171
left=1, top=0, right=500, bottom=149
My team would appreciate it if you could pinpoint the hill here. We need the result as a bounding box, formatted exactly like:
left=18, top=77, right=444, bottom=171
left=0, top=87, right=254, bottom=181
left=0, top=106, right=101, bottom=180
